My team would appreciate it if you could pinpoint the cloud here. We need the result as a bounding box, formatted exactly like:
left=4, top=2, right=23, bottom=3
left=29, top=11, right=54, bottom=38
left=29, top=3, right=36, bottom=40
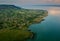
left=29, top=0, right=60, bottom=4
left=0, top=0, right=60, bottom=5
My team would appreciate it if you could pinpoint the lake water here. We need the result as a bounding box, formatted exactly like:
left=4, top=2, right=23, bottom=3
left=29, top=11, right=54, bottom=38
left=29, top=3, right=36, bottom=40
left=25, top=6, right=60, bottom=41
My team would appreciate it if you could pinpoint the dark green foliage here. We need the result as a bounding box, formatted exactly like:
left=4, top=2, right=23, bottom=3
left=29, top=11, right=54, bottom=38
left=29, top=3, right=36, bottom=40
left=0, top=5, right=47, bottom=29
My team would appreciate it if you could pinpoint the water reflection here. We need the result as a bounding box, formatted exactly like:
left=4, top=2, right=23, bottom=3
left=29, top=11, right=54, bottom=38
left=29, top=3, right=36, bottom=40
left=48, top=8, right=60, bottom=15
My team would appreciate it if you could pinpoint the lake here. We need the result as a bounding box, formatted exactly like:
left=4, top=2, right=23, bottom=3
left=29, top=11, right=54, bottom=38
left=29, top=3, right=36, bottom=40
left=24, top=6, right=60, bottom=41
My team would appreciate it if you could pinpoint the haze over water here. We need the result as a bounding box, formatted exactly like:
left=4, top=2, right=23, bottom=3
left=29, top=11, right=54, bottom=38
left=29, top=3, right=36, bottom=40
left=26, top=6, right=60, bottom=41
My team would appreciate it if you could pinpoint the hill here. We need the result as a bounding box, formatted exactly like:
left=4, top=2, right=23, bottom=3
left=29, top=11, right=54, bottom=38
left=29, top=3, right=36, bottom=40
left=0, top=5, right=48, bottom=41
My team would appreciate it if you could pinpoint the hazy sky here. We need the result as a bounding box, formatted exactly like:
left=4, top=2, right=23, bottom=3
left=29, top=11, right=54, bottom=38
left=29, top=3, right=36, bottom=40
left=0, top=0, right=60, bottom=6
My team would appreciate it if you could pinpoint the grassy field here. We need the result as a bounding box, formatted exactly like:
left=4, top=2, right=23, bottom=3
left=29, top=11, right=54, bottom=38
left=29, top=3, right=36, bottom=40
left=0, top=29, right=33, bottom=41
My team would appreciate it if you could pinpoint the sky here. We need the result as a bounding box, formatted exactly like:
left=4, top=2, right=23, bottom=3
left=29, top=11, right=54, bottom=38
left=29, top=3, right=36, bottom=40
left=0, top=0, right=60, bottom=6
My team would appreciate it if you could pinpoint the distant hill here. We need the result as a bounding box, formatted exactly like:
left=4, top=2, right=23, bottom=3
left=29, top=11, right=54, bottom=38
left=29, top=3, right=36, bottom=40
left=33, top=5, right=60, bottom=7
left=0, top=4, right=21, bottom=9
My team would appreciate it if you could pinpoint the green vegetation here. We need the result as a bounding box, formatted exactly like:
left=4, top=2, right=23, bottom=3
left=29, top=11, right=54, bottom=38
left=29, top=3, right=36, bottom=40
left=0, top=5, right=48, bottom=41
left=0, top=29, right=32, bottom=41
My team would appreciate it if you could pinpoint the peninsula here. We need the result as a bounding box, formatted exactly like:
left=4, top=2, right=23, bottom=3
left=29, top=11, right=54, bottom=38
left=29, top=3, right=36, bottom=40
left=0, top=5, right=48, bottom=41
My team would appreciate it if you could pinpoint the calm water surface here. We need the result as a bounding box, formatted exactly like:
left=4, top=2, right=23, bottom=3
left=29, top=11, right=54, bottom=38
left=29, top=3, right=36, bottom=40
left=25, top=6, right=60, bottom=41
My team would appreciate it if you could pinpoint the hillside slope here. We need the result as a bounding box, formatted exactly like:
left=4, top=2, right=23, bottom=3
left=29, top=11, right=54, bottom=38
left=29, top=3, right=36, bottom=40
left=0, top=5, right=48, bottom=41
